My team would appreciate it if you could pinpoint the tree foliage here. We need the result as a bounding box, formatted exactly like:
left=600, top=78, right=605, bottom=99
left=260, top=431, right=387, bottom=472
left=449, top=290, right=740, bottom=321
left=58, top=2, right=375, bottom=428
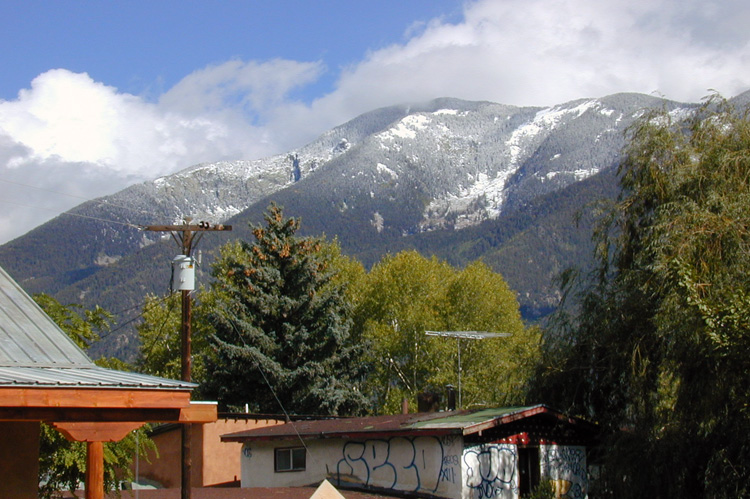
left=34, top=293, right=112, bottom=349
left=534, top=95, right=750, bottom=497
left=34, top=294, right=154, bottom=498
left=354, top=250, right=538, bottom=414
left=203, top=204, right=368, bottom=416
left=38, top=421, right=153, bottom=499
left=135, top=292, right=212, bottom=387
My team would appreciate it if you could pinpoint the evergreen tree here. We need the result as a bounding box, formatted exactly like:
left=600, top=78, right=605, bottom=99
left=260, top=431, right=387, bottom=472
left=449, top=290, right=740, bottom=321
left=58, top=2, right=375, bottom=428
left=203, top=204, right=367, bottom=416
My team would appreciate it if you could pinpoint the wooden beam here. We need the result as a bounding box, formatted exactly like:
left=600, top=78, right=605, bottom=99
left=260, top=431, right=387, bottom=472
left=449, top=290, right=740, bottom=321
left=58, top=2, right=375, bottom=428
left=179, top=402, right=217, bottom=423
left=0, top=388, right=192, bottom=409
left=141, top=223, right=231, bottom=232
left=0, top=407, right=184, bottom=422
left=52, top=422, right=144, bottom=442
left=0, top=402, right=216, bottom=423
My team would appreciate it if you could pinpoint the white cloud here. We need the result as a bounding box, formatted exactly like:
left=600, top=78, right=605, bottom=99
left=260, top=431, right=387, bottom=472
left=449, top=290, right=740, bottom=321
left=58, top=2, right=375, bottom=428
left=160, top=59, right=324, bottom=116
left=0, top=61, right=324, bottom=242
left=299, top=0, right=750, bottom=123
left=0, top=0, right=748, bottom=244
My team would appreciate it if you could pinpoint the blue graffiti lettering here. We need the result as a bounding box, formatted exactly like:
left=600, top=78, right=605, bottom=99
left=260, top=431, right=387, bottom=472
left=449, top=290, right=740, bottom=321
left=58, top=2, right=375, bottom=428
left=334, top=436, right=450, bottom=494
left=464, top=444, right=518, bottom=499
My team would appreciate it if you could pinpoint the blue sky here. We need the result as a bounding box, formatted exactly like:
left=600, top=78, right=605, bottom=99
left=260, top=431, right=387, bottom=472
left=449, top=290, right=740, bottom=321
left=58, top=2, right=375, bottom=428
left=0, top=0, right=749, bottom=243
left=0, top=1, right=463, bottom=103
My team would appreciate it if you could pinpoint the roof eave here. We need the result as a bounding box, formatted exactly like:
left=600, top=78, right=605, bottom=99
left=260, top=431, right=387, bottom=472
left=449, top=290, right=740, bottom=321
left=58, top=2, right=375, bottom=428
left=221, top=427, right=462, bottom=443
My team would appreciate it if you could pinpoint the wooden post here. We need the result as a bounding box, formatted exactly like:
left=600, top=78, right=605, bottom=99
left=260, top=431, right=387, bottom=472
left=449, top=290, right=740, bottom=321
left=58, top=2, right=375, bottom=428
left=181, top=287, right=193, bottom=498
left=141, top=220, right=231, bottom=499
left=85, top=441, right=104, bottom=499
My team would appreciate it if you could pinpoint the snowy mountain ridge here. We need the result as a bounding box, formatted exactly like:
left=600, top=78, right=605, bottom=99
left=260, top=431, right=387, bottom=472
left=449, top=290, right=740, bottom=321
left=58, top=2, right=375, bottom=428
left=0, top=91, right=708, bottom=359
left=68, top=93, right=685, bottom=259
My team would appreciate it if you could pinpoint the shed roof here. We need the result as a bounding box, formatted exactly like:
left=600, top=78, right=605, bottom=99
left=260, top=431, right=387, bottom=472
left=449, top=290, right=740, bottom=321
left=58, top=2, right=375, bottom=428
left=222, top=405, right=595, bottom=442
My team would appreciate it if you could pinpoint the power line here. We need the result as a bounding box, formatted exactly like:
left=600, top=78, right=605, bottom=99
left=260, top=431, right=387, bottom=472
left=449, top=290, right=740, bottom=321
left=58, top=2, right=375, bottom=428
left=0, top=198, right=143, bottom=230
left=100, top=293, right=177, bottom=341
left=0, top=176, right=154, bottom=216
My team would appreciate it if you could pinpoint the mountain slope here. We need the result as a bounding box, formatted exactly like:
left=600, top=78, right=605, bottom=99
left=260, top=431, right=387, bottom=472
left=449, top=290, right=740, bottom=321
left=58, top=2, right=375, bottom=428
left=0, top=92, right=694, bottom=359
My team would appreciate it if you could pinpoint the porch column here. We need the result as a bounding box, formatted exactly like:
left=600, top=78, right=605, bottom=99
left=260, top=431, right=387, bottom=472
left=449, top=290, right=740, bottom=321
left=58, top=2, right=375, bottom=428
left=52, top=422, right=144, bottom=499
left=85, top=441, right=104, bottom=499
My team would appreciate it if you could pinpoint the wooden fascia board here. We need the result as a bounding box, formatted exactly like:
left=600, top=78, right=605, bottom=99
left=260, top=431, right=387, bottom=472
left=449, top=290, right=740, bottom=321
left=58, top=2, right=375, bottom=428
left=0, top=387, right=192, bottom=409
left=179, top=401, right=217, bottom=423
left=0, top=402, right=217, bottom=424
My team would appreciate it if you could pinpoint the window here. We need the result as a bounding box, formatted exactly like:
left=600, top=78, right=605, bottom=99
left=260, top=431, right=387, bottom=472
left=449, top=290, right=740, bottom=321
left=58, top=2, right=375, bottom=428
left=274, top=447, right=306, bottom=472
left=518, top=447, right=540, bottom=496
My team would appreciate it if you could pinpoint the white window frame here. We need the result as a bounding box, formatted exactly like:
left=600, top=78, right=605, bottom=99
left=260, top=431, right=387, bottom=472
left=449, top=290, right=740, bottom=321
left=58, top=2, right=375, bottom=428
left=274, top=446, right=306, bottom=472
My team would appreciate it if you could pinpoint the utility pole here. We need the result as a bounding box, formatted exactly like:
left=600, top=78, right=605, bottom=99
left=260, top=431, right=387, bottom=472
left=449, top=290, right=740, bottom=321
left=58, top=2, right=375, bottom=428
left=142, top=219, right=231, bottom=499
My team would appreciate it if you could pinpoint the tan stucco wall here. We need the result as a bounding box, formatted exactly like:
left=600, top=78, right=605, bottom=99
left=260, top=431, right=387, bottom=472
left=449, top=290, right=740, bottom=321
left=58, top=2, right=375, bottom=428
left=202, top=418, right=284, bottom=486
left=135, top=417, right=285, bottom=488
left=0, top=421, right=40, bottom=499
left=241, top=436, right=464, bottom=498
left=137, top=424, right=187, bottom=488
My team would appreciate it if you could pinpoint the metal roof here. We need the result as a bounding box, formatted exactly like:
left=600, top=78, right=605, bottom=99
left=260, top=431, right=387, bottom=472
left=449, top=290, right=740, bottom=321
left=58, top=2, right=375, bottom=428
left=0, top=265, right=194, bottom=391
left=0, top=266, right=93, bottom=367
left=0, top=365, right=194, bottom=389
left=221, top=405, right=588, bottom=442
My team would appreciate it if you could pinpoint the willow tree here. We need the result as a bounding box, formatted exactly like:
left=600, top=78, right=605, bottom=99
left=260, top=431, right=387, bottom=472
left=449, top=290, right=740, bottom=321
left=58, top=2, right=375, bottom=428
left=536, top=95, right=750, bottom=497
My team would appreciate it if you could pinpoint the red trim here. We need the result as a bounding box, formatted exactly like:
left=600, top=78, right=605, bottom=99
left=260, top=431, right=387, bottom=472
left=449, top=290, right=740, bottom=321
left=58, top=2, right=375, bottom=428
left=495, top=432, right=531, bottom=445
left=462, top=406, right=549, bottom=435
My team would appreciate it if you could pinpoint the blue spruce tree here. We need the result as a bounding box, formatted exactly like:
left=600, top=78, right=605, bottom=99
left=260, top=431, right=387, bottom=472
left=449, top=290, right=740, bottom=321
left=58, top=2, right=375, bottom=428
left=204, top=204, right=367, bottom=416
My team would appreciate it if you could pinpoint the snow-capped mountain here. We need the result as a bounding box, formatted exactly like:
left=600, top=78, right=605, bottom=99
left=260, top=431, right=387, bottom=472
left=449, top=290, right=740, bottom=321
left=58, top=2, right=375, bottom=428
left=83, top=92, right=673, bottom=246
left=0, top=92, right=698, bottom=358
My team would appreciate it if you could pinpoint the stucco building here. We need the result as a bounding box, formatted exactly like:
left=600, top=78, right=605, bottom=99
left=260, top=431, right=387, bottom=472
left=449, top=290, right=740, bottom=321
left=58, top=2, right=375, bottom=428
left=223, top=405, right=597, bottom=499
left=135, top=415, right=287, bottom=488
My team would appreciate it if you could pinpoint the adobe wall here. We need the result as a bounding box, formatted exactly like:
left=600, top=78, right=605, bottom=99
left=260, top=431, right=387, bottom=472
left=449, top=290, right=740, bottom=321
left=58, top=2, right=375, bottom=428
left=136, top=424, right=184, bottom=488
left=201, top=417, right=285, bottom=486
left=135, top=417, right=285, bottom=488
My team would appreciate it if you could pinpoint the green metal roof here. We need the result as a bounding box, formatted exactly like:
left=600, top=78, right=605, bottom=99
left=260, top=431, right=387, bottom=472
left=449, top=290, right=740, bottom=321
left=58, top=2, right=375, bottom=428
left=222, top=405, right=589, bottom=442
left=412, top=406, right=536, bottom=427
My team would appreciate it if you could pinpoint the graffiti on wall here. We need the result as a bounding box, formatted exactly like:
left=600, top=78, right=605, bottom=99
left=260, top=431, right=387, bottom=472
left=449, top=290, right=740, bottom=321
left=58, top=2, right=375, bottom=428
left=540, top=445, right=587, bottom=499
left=333, top=435, right=460, bottom=494
left=463, top=444, right=518, bottom=499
